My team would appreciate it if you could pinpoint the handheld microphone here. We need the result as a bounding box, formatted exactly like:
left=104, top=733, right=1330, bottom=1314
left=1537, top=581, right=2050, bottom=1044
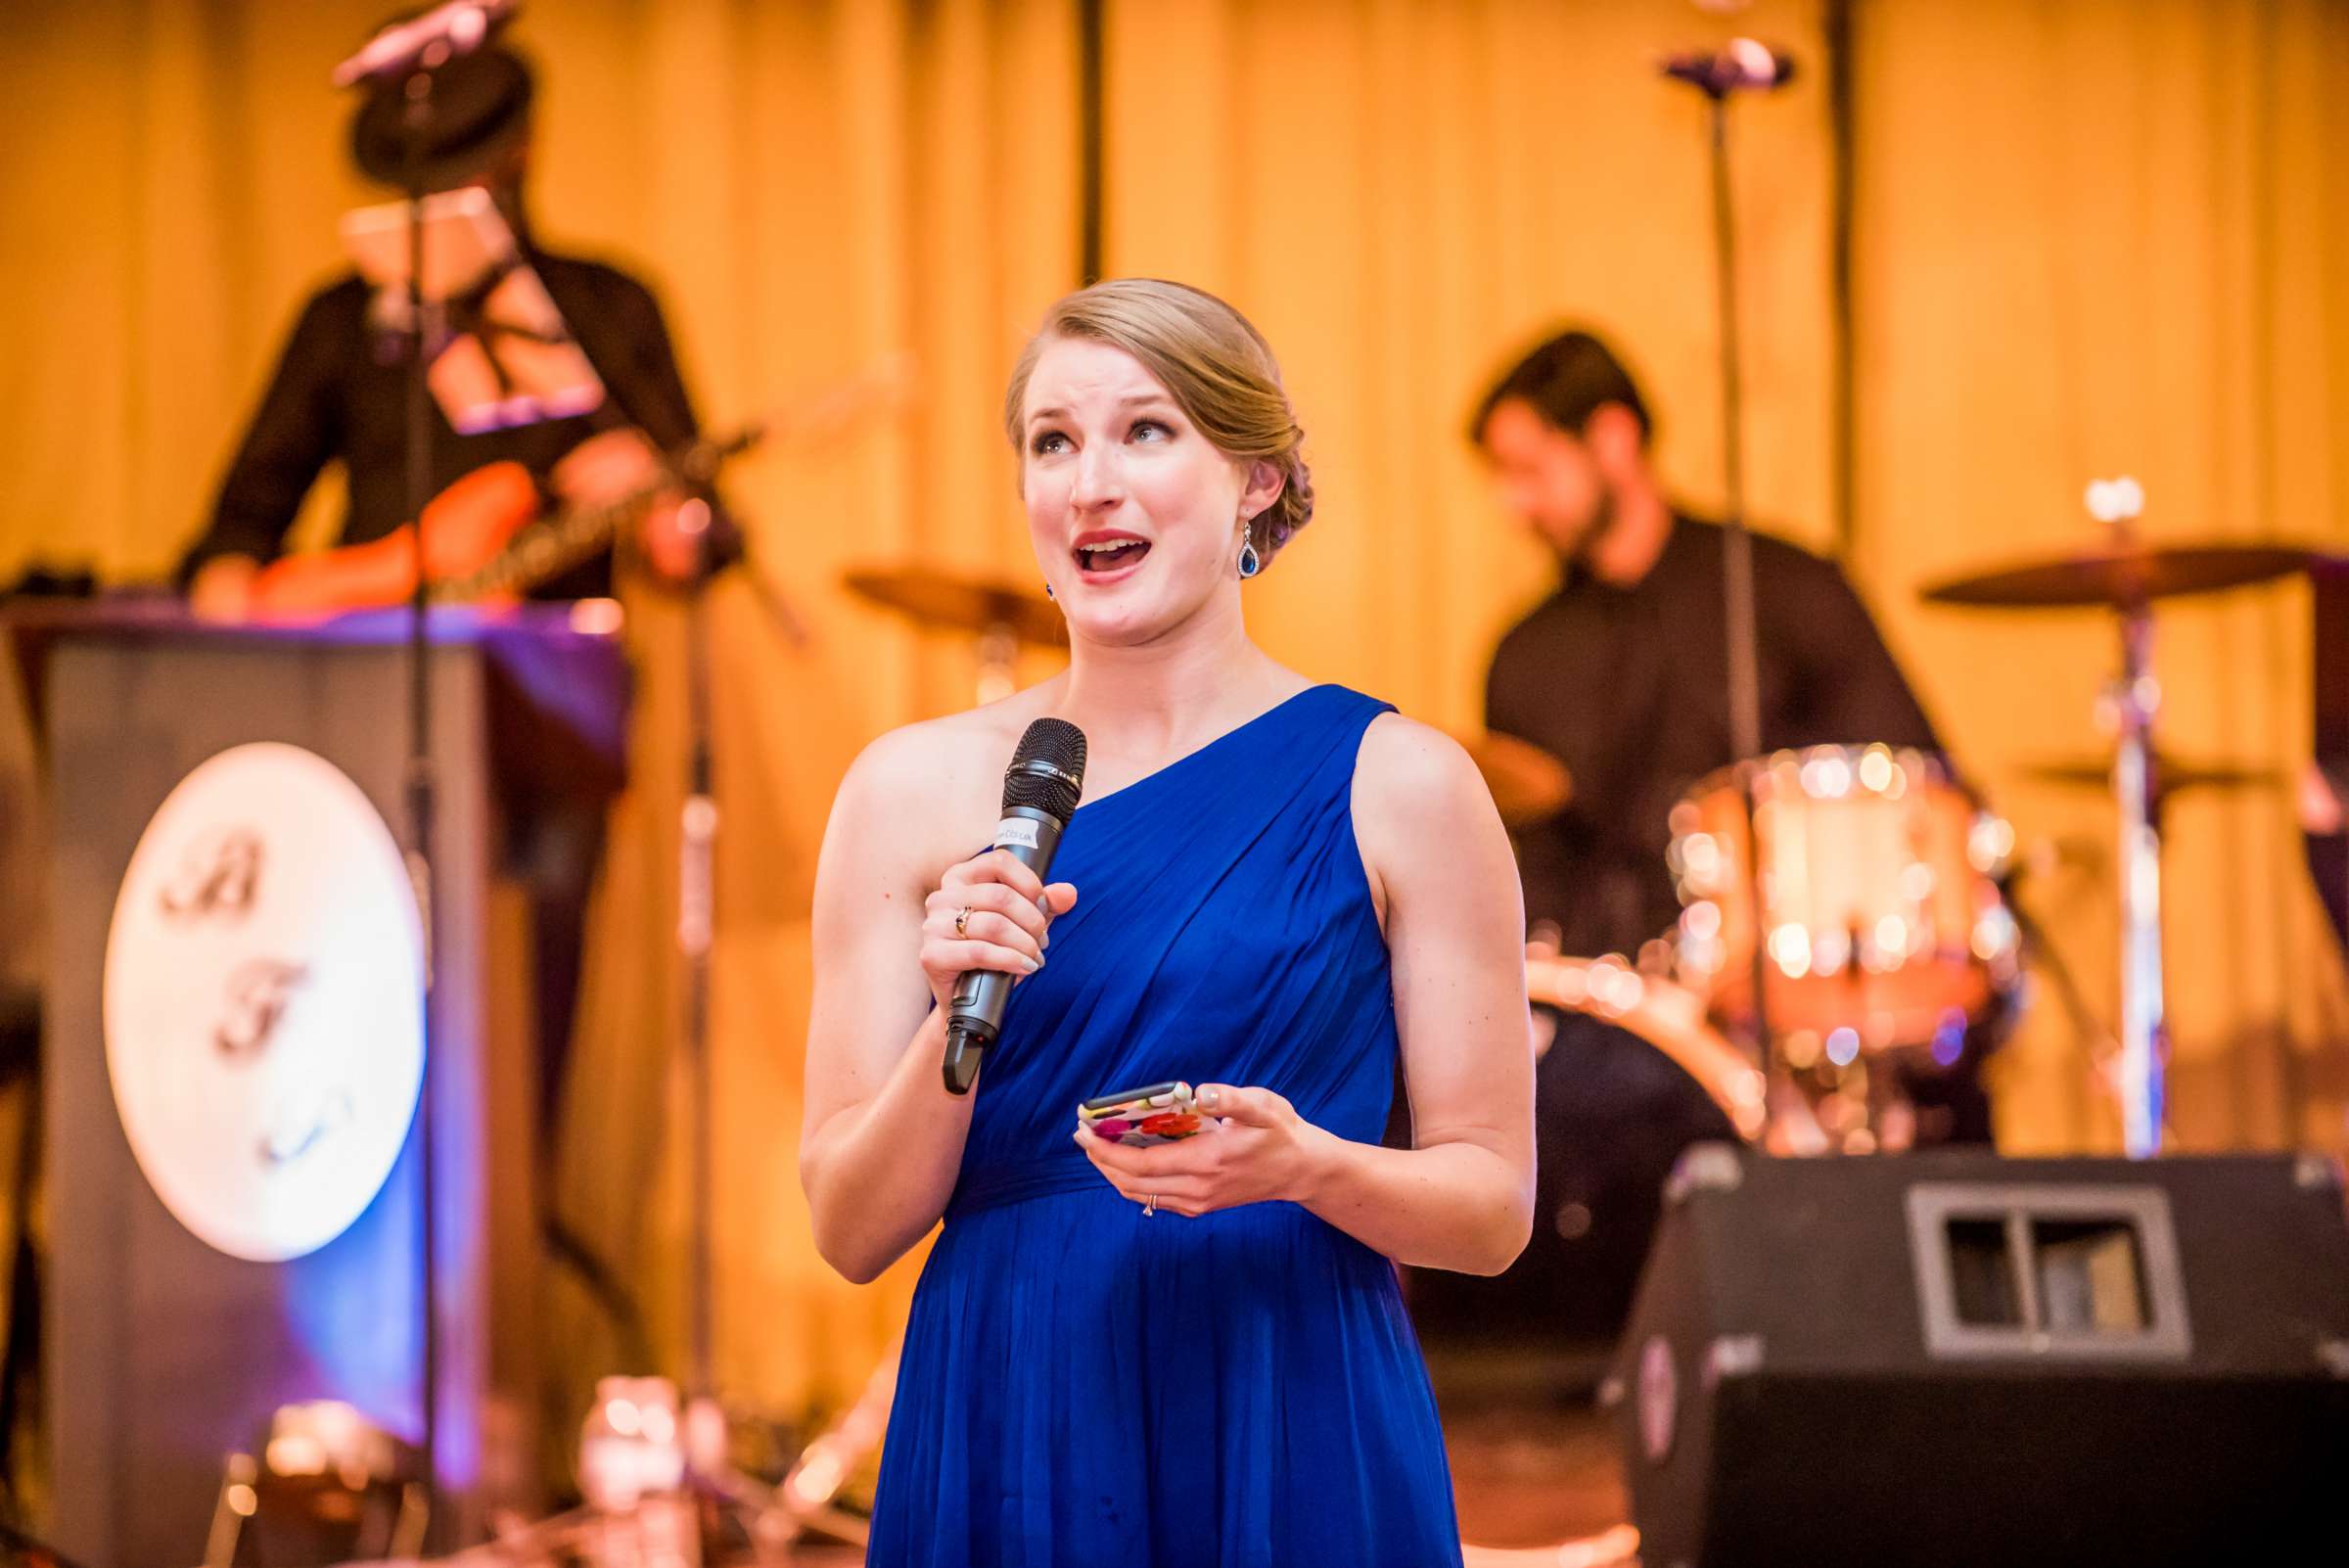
left=1660, top=38, right=1796, bottom=97
left=942, top=717, right=1087, bottom=1095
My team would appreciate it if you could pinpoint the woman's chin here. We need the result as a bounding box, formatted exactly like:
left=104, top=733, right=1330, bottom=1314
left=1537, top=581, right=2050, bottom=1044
left=1062, top=604, right=1162, bottom=647
left=1062, top=585, right=1185, bottom=647
left=1060, top=567, right=1232, bottom=648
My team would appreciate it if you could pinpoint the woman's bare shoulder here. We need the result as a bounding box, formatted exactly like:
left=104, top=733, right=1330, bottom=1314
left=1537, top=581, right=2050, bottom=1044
left=830, top=691, right=1059, bottom=847
left=1354, top=711, right=1487, bottom=817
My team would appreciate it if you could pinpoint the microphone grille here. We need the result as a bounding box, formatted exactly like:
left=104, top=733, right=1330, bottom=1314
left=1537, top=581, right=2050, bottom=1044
left=1002, top=717, right=1087, bottom=821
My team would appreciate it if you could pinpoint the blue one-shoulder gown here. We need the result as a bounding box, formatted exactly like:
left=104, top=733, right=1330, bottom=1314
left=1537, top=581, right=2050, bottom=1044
left=866, top=685, right=1463, bottom=1568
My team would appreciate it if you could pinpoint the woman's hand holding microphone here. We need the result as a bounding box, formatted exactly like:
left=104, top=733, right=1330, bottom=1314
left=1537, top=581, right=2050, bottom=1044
left=918, top=849, right=1078, bottom=1013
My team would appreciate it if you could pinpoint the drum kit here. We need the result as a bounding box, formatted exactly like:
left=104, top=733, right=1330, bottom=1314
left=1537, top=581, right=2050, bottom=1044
left=845, top=482, right=2324, bottom=1163
left=1534, top=488, right=2318, bottom=1158
left=1520, top=734, right=2020, bottom=1157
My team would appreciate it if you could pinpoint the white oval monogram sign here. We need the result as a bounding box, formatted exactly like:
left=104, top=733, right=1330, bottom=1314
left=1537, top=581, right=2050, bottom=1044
left=103, top=742, right=424, bottom=1262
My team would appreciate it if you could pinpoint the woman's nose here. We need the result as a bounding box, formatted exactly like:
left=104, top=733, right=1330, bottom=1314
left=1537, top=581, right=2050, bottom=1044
left=1071, top=444, right=1123, bottom=508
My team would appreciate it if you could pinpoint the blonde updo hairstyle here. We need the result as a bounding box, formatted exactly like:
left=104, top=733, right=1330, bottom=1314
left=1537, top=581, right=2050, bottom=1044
left=1002, top=278, right=1314, bottom=571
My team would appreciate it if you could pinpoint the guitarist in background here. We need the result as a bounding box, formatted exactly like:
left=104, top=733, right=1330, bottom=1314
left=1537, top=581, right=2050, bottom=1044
left=178, top=41, right=708, bottom=617
left=175, top=41, right=720, bottom=1303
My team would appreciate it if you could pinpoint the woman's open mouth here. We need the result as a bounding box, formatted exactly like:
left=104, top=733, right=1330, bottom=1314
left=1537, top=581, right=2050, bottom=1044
left=1073, top=531, right=1151, bottom=581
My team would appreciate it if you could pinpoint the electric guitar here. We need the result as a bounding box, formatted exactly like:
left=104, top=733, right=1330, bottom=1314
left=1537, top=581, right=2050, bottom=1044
left=245, top=357, right=912, bottom=620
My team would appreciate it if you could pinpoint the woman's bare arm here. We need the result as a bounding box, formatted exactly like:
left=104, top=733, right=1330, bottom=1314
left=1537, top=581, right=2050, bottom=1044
left=799, top=725, right=1071, bottom=1282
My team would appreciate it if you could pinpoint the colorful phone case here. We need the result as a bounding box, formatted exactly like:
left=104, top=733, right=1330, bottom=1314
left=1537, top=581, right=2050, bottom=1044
left=1079, top=1081, right=1204, bottom=1145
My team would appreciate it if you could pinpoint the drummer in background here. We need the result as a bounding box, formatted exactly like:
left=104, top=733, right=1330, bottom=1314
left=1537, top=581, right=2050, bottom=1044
left=1424, top=327, right=1984, bottom=1346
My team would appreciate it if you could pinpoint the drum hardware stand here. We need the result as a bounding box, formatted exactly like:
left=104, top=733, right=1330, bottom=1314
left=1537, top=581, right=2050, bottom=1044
left=646, top=474, right=884, bottom=1556
left=2089, top=480, right=2169, bottom=1156
left=976, top=621, right=1021, bottom=706
left=674, top=490, right=724, bottom=1471
left=591, top=475, right=794, bottom=1553
left=670, top=494, right=855, bottom=1551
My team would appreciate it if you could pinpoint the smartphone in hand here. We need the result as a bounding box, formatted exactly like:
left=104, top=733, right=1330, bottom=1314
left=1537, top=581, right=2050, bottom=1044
left=1079, top=1081, right=1204, bottom=1146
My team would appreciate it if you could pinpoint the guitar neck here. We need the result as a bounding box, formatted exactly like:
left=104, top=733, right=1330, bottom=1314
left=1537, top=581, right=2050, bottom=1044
left=435, top=485, right=654, bottom=602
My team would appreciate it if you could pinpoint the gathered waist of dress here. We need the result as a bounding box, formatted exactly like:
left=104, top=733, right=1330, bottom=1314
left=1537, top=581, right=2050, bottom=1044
left=944, top=1157, right=1108, bottom=1220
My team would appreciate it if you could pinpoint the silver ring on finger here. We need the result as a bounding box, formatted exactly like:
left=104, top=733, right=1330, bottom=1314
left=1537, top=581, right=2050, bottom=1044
left=1142, top=1193, right=1157, bottom=1218
left=953, top=905, right=973, bottom=939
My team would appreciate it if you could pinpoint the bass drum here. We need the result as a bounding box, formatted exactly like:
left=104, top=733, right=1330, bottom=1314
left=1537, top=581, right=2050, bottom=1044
left=1524, top=953, right=1766, bottom=1138
left=1405, top=953, right=1759, bottom=1352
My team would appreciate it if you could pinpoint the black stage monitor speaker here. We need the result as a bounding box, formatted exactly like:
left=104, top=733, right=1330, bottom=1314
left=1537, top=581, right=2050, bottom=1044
left=1611, top=1145, right=2349, bottom=1568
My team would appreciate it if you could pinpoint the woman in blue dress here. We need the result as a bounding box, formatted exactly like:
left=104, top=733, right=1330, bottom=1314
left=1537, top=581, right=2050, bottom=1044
left=801, top=279, right=1535, bottom=1567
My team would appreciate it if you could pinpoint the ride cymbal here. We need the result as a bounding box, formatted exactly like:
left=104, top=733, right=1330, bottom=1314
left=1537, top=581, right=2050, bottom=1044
left=2021, top=754, right=2282, bottom=794
left=1921, top=543, right=2320, bottom=608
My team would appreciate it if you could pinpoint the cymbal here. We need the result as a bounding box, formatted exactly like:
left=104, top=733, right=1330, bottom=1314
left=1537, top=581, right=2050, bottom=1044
left=1458, top=730, right=1574, bottom=825
left=1920, top=543, right=2320, bottom=609
left=2022, top=754, right=2283, bottom=794
left=843, top=565, right=1065, bottom=646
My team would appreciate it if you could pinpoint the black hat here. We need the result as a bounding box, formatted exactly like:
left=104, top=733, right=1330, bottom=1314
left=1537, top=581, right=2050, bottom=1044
left=348, top=44, right=533, bottom=190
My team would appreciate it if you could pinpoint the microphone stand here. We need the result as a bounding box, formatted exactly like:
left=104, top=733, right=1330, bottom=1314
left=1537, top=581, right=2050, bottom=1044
left=395, top=60, right=444, bottom=1550
left=1692, top=77, right=1776, bottom=1082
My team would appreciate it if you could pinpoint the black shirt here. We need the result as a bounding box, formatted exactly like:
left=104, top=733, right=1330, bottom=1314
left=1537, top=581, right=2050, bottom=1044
left=179, top=249, right=700, bottom=600
left=1486, top=515, right=1942, bottom=956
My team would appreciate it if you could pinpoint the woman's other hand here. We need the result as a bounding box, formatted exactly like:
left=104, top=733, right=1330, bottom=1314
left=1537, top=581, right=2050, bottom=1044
left=1074, top=1083, right=1336, bottom=1217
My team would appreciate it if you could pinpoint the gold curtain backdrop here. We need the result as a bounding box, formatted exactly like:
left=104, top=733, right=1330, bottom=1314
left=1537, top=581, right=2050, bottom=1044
left=3, top=0, right=2346, bottom=1415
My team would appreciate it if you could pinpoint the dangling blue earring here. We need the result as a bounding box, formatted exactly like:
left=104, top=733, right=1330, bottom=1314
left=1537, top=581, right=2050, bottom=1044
left=1044, top=581, right=1054, bottom=599
left=1236, top=533, right=1262, bottom=579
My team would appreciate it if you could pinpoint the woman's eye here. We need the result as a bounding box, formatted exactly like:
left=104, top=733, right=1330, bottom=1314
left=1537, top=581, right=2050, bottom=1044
left=1032, top=431, right=1071, bottom=456
left=1130, top=419, right=1172, bottom=442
